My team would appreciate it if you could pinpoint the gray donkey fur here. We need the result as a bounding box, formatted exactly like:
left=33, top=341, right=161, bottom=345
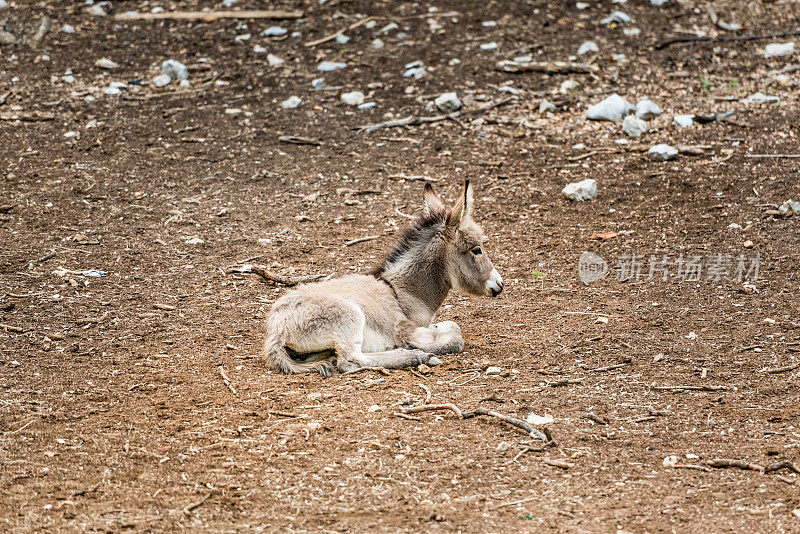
left=263, top=181, right=503, bottom=376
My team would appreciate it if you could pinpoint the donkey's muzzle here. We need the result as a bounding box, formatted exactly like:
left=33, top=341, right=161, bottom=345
left=486, top=269, right=504, bottom=297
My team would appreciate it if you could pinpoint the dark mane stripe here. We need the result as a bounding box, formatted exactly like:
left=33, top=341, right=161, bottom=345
left=370, top=211, right=445, bottom=276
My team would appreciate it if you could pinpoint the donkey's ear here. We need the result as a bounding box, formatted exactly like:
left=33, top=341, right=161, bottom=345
left=423, top=183, right=446, bottom=217
left=445, top=180, right=474, bottom=230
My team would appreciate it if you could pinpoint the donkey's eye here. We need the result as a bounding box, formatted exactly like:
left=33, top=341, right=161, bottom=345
left=471, top=246, right=482, bottom=255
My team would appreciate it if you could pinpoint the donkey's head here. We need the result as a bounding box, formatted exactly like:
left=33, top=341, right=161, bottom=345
left=424, top=181, right=504, bottom=297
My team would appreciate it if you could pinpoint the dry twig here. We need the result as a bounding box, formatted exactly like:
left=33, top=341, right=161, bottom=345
left=496, top=60, right=598, bottom=74
left=706, top=458, right=765, bottom=472
left=417, top=383, right=432, bottom=404
left=218, top=366, right=237, bottom=395
left=344, top=235, right=381, bottom=247
left=652, top=385, right=729, bottom=392
left=656, top=29, right=800, bottom=49
left=400, top=403, right=463, bottom=418
left=344, top=366, right=391, bottom=376
left=115, top=10, right=303, bottom=22
left=356, top=98, right=513, bottom=133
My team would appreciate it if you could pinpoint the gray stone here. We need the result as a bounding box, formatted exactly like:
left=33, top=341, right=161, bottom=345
left=764, top=42, right=795, bottom=58
left=562, top=179, right=598, bottom=202
left=577, top=41, right=599, bottom=55
left=740, top=92, right=780, bottom=104
left=622, top=115, right=647, bottom=137
left=651, top=0, right=668, bottom=4
left=371, top=38, right=384, bottom=49
left=262, top=26, right=287, bottom=36
left=585, top=94, right=634, bottom=122
left=635, top=99, right=661, bottom=120
left=623, top=27, right=641, bottom=37
left=253, top=45, right=267, bottom=54
left=234, top=33, right=251, bottom=43
left=267, top=54, right=285, bottom=67
left=673, top=114, right=694, bottom=127
left=380, top=22, right=399, bottom=33
left=601, top=11, right=631, bottom=25
left=318, top=61, right=347, bottom=71
left=480, top=42, right=499, bottom=51
left=539, top=99, right=556, bottom=113
left=648, top=144, right=679, bottom=161
left=61, top=24, right=75, bottom=34
left=335, top=33, right=350, bottom=44
left=434, top=92, right=462, bottom=113
left=152, top=74, right=171, bottom=87
left=86, top=4, right=107, bottom=16
left=358, top=102, right=376, bottom=110
left=311, top=77, right=325, bottom=90
left=161, top=59, right=188, bottom=81
left=281, top=96, right=302, bottom=109
left=94, top=58, right=118, bottom=69
left=341, top=91, right=365, bottom=106
left=560, top=79, right=580, bottom=94
left=403, top=66, right=427, bottom=79
left=779, top=199, right=800, bottom=215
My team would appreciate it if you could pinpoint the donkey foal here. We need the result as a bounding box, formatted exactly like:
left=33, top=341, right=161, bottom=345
left=263, top=181, right=503, bottom=376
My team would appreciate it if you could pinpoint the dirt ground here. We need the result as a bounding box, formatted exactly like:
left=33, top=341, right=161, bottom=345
left=2, top=0, right=800, bottom=532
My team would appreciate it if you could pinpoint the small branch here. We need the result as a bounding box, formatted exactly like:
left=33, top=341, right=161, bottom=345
left=673, top=463, right=712, bottom=472
left=344, top=366, right=391, bottom=376
left=393, top=412, right=421, bottom=421
left=745, top=154, right=800, bottom=159
left=417, top=383, right=432, bottom=404
left=656, top=29, right=800, bottom=50
left=305, top=16, right=376, bottom=47
left=401, top=403, right=463, bottom=418
left=0, top=323, right=25, bottom=333
left=279, top=135, right=322, bottom=146
left=588, top=363, right=628, bottom=373
left=761, top=362, right=800, bottom=374
left=76, top=312, right=109, bottom=325
left=542, top=458, right=574, bottom=469
left=344, top=235, right=381, bottom=247
left=706, top=458, right=765, bottom=472
left=464, top=407, right=549, bottom=442
left=495, top=60, right=599, bottom=74
left=495, top=496, right=537, bottom=509
left=356, top=98, right=513, bottom=133
left=231, top=264, right=326, bottom=286
left=0, top=111, right=55, bottom=122
left=764, top=460, right=800, bottom=474
left=115, top=10, right=304, bottom=22
left=652, top=385, right=729, bottom=392
left=580, top=412, right=607, bottom=425
left=183, top=493, right=213, bottom=516
left=218, top=366, right=237, bottom=395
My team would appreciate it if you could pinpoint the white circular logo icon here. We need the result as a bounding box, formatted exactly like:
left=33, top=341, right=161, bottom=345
left=578, top=251, right=608, bottom=284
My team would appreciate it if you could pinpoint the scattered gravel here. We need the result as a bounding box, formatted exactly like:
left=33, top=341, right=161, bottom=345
left=622, top=115, right=647, bottom=137
left=635, top=99, right=662, bottom=120
left=740, top=92, right=780, bottom=104
left=94, top=58, right=118, bottom=69
left=281, top=96, right=302, bottom=109
left=601, top=11, right=631, bottom=25
left=585, top=94, right=634, bottom=122
left=539, top=99, right=557, bottom=113
left=161, top=59, right=188, bottom=81
left=318, top=61, right=347, bottom=72
left=262, top=26, right=287, bottom=37
left=577, top=41, right=599, bottom=55
left=764, top=42, right=795, bottom=58
left=673, top=114, right=695, bottom=127
left=434, top=92, right=462, bottom=113
left=562, top=179, right=598, bottom=201
left=341, top=91, right=365, bottom=106
left=648, top=144, right=679, bottom=161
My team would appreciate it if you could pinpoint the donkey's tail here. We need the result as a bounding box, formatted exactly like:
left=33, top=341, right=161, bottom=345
left=263, top=335, right=336, bottom=377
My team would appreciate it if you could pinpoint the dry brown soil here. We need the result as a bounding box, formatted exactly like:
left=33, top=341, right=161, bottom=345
left=1, top=0, right=800, bottom=532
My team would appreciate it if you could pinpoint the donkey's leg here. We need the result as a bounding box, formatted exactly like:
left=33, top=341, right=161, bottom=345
left=331, top=305, right=438, bottom=372
left=407, top=321, right=464, bottom=355
left=347, top=348, right=440, bottom=370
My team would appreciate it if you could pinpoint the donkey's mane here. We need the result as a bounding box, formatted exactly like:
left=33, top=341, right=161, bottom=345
left=370, top=210, right=445, bottom=276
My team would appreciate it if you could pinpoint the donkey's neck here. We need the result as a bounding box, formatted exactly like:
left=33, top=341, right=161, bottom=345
left=379, top=244, right=450, bottom=326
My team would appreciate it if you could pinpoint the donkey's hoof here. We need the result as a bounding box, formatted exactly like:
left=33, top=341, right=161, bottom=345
left=427, top=356, right=443, bottom=366
left=337, top=361, right=360, bottom=374
left=408, top=349, right=434, bottom=365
